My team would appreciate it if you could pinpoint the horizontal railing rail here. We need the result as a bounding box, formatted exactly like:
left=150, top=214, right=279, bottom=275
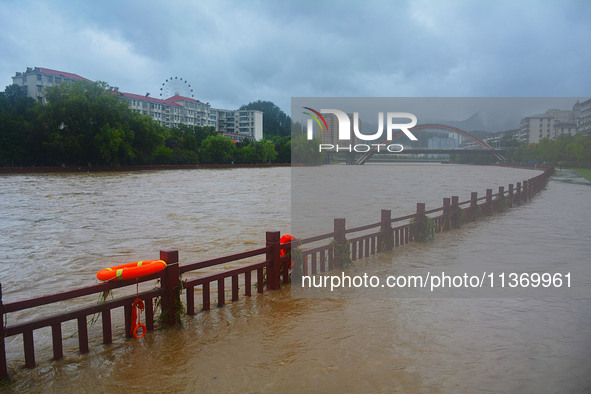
left=179, top=247, right=270, bottom=274
left=3, top=271, right=165, bottom=314
left=299, top=232, right=335, bottom=245
left=4, top=289, right=160, bottom=337
left=345, top=221, right=382, bottom=234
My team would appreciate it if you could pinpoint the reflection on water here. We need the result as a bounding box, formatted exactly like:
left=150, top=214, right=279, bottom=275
left=2, top=166, right=590, bottom=392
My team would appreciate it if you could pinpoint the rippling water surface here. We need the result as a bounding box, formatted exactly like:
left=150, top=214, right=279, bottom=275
left=1, top=165, right=590, bottom=392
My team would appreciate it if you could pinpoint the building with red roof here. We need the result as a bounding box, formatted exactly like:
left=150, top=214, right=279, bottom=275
left=11, top=67, right=263, bottom=140
left=12, top=67, right=92, bottom=104
left=121, top=91, right=262, bottom=140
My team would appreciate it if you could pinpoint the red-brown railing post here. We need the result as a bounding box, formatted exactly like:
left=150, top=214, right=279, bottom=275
left=160, top=249, right=181, bottom=327
left=516, top=182, right=521, bottom=206
left=415, top=203, right=427, bottom=241
left=24, top=331, right=34, bottom=369
left=443, top=198, right=451, bottom=231
left=52, top=323, right=63, bottom=360
left=451, top=196, right=460, bottom=228
left=379, top=209, right=392, bottom=252
left=266, top=231, right=281, bottom=291
left=102, top=309, right=112, bottom=344
left=124, top=304, right=133, bottom=338
left=77, top=317, right=89, bottom=354
left=470, top=192, right=478, bottom=221
left=333, top=218, right=346, bottom=268
left=508, top=183, right=514, bottom=207
left=497, top=186, right=504, bottom=212
left=485, top=189, right=493, bottom=215
left=522, top=180, right=528, bottom=203
left=0, top=284, right=7, bottom=381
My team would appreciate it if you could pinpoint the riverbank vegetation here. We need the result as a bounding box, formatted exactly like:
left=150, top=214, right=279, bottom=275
left=505, top=134, right=591, bottom=168
left=450, top=133, right=591, bottom=167
left=0, top=81, right=292, bottom=167
left=572, top=168, right=591, bottom=182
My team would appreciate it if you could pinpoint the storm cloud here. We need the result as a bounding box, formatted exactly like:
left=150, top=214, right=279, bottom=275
left=1, top=0, right=589, bottom=112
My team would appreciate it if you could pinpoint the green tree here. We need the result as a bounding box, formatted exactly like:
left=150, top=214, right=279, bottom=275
left=261, top=140, right=278, bottom=163
left=128, top=114, right=165, bottom=164
left=160, top=124, right=217, bottom=164
left=291, top=133, right=324, bottom=165
left=252, top=139, right=278, bottom=163
left=40, top=80, right=137, bottom=165
left=32, top=80, right=170, bottom=166
left=499, top=131, right=520, bottom=147
left=505, top=134, right=591, bottom=168
left=235, top=138, right=279, bottom=164
left=270, top=135, right=291, bottom=163
left=200, top=134, right=236, bottom=164
left=237, top=146, right=255, bottom=164
left=0, top=84, right=39, bottom=165
left=93, top=125, right=134, bottom=165
left=239, top=100, right=290, bottom=137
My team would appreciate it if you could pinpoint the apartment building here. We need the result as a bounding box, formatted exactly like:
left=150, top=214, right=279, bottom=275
left=11, top=67, right=91, bottom=104
left=520, top=106, right=586, bottom=143
left=121, top=93, right=216, bottom=129
left=11, top=67, right=263, bottom=141
left=577, top=98, right=591, bottom=135
left=121, top=93, right=263, bottom=141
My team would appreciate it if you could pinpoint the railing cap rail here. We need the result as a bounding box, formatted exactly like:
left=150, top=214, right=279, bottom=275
left=3, top=271, right=164, bottom=313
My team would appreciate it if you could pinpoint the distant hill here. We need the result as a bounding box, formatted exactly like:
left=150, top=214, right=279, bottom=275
left=437, top=111, right=517, bottom=134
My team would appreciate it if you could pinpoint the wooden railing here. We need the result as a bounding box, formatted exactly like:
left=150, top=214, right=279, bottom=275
left=295, top=166, right=553, bottom=279
left=0, top=166, right=554, bottom=380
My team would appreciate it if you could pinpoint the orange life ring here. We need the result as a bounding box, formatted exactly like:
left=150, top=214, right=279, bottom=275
left=96, top=260, right=167, bottom=281
left=280, top=234, right=298, bottom=257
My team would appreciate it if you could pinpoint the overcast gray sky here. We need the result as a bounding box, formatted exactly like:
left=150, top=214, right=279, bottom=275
left=1, top=0, right=589, bottom=113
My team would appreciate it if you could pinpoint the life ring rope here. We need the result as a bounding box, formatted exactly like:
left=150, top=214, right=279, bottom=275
left=131, top=295, right=146, bottom=339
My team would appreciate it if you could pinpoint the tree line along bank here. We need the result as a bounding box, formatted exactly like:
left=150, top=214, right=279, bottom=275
left=0, top=81, right=292, bottom=167
left=4, top=80, right=588, bottom=168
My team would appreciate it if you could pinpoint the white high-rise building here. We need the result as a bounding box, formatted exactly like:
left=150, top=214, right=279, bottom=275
left=520, top=107, right=582, bottom=143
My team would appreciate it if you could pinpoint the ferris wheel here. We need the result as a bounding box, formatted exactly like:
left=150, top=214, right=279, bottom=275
left=159, top=76, right=195, bottom=98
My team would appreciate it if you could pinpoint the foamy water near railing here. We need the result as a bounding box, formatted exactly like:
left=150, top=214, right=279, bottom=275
left=0, top=165, right=554, bottom=380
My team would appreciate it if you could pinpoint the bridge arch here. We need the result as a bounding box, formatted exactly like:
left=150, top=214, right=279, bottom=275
left=355, top=124, right=505, bottom=164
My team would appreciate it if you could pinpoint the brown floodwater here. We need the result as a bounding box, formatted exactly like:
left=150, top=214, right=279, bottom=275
left=1, top=165, right=590, bottom=392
